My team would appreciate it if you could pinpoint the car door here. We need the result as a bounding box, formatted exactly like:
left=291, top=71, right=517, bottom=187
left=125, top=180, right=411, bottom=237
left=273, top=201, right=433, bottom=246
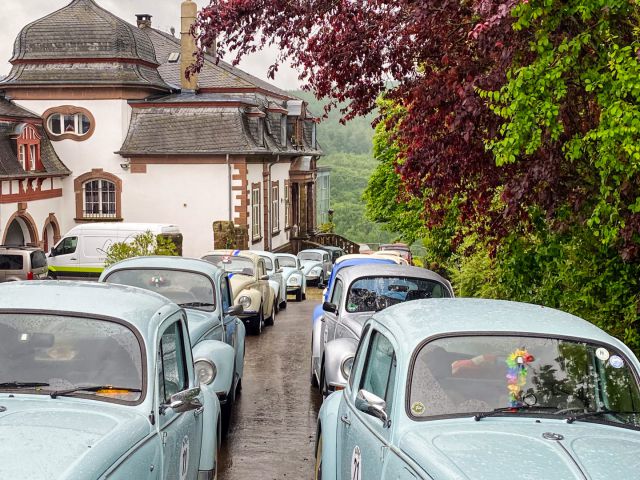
left=48, top=236, right=79, bottom=278
left=323, top=278, right=344, bottom=348
left=157, top=315, right=203, bottom=480
left=273, top=258, right=285, bottom=302
left=339, top=328, right=398, bottom=479
left=220, top=276, right=237, bottom=349
left=257, top=259, right=271, bottom=307
left=323, top=253, right=331, bottom=277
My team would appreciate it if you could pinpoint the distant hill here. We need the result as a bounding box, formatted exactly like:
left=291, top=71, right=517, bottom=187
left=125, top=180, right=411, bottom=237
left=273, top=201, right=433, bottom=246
left=289, top=90, right=394, bottom=244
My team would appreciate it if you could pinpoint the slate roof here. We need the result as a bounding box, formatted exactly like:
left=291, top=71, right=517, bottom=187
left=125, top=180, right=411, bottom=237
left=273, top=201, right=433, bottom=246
left=0, top=0, right=170, bottom=91
left=0, top=124, right=70, bottom=179
left=145, top=28, right=293, bottom=100
left=0, top=97, right=39, bottom=119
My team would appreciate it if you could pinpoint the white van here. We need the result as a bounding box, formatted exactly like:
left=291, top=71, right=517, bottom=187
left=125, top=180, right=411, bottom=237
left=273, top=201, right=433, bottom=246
left=47, top=223, right=182, bottom=280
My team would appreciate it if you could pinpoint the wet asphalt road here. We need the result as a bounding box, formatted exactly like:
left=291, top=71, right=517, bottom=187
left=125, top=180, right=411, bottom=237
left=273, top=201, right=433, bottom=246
left=218, top=289, right=323, bottom=480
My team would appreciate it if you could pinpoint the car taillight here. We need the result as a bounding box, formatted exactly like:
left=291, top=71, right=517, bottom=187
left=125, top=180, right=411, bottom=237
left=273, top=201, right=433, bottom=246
left=27, top=272, right=34, bottom=280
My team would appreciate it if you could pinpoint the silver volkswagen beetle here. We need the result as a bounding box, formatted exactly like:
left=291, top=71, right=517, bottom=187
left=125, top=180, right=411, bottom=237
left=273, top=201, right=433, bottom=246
left=311, top=264, right=454, bottom=395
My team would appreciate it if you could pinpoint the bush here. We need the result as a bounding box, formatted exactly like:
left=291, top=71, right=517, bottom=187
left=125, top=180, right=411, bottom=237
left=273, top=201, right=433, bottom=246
left=105, top=231, right=179, bottom=267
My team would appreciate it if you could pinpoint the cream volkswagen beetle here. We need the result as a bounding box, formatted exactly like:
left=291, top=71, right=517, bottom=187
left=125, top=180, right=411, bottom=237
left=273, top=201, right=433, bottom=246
left=202, top=250, right=276, bottom=335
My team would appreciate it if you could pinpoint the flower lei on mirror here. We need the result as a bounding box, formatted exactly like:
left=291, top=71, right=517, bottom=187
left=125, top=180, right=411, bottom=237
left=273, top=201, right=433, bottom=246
left=506, top=349, right=535, bottom=407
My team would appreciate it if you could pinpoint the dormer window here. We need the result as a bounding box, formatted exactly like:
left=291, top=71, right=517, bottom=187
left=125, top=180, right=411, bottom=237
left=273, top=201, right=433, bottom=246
left=43, top=106, right=95, bottom=141
left=15, top=124, right=42, bottom=172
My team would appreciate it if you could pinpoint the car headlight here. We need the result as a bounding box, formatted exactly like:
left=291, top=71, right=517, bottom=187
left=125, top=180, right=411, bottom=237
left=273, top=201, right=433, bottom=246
left=239, top=295, right=252, bottom=309
left=340, top=355, right=355, bottom=380
left=310, top=266, right=322, bottom=275
left=195, top=359, right=217, bottom=385
left=287, top=275, right=300, bottom=286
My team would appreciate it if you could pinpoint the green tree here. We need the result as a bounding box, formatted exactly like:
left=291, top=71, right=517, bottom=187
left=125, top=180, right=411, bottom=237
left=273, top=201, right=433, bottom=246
left=105, top=231, right=178, bottom=267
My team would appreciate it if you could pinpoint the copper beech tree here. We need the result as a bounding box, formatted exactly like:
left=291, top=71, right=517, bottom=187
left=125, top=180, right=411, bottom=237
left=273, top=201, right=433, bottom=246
left=190, top=0, right=640, bottom=260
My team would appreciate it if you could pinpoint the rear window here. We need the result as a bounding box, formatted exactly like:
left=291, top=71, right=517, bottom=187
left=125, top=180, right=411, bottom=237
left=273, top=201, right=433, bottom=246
left=0, top=254, right=24, bottom=270
left=30, top=251, right=47, bottom=269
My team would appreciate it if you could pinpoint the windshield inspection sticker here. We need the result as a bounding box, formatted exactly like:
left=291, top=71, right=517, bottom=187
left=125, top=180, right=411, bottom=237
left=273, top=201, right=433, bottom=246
left=609, top=355, right=624, bottom=369
left=411, top=402, right=426, bottom=415
left=596, top=348, right=610, bottom=362
left=351, top=446, right=362, bottom=480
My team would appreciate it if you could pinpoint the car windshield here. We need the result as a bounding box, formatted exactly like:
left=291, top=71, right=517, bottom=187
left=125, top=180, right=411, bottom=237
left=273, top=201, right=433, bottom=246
left=106, top=269, right=216, bottom=310
left=346, top=276, right=450, bottom=313
left=299, top=252, right=322, bottom=262
left=203, top=255, right=254, bottom=277
left=409, top=335, right=640, bottom=428
left=0, top=313, right=143, bottom=403
left=278, top=256, right=297, bottom=268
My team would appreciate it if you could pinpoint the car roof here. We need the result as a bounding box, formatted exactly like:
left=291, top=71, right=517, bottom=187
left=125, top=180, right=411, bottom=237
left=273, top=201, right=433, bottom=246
left=252, top=250, right=277, bottom=259
left=102, top=256, right=222, bottom=278
left=0, top=246, right=42, bottom=252
left=203, top=249, right=261, bottom=262
left=320, top=246, right=343, bottom=251
left=275, top=253, right=297, bottom=258
left=299, top=249, right=329, bottom=255
left=0, top=281, right=176, bottom=333
left=336, top=264, right=450, bottom=288
left=374, top=298, right=619, bottom=351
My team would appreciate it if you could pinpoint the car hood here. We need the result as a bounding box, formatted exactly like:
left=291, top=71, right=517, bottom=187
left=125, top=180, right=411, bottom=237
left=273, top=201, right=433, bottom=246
left=301, top=260, right=321, bottom=274
left=281, top=267, right=302, bottom=279
left=340, top=312, right=373, bottom=338
left=185, top=309, right=219, bottom=343
left=399, top=418, right=640, bottom=479
left=0, top=396, right=151, bottom=480
left=229, top=274, right=256, bottom=299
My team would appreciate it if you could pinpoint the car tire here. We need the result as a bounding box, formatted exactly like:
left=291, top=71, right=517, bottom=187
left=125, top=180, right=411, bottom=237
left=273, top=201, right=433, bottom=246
left=302, top=290, right=307, bottom=301
left=221, top=400, right=232, bottom=437
left=310, top=340, right=319, bottom=387
left=314, top=431, right=322, bottom=480
left=317, top=273, right=325, bottom=288
left=320, top=363, right=329, bottom=397
left=296, top=288, right=303, bottom=302
left=265, top=300, right=276, bottom=326
left=252, top=307, right=264, bottom=335
left=281, top=297, right=287, bottom=309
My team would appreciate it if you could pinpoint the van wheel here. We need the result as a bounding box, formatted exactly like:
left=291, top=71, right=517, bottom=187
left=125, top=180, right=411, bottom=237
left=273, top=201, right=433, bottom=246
left=47, top=273, right=57, bottom=280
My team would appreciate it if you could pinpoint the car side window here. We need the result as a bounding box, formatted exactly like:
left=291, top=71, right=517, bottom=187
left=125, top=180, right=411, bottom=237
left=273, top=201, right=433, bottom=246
left=331, top=279, right=344, bottom=306
left=54, top=237, right=78, bottom=256
left=158, top=320, right=189, bottom=404
left=349, top=324, right=372, bottom=390
left=257, top=260, right=265, bottom=277
left=275, top=259, right=280, bottom=271
left=323, top=254, right=329, bottom=263
left=359, top=331, right=397, bottom=414
left=220, top=278, right=232, bottom=313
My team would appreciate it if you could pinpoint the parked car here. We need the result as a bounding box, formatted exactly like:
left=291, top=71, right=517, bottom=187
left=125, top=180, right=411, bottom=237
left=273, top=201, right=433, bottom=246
left=202, top=250, right=276, bottom=335
left=298, top=248, right=332, bottom=286
left=0, top=281, right=225, bottom=480
left=378, top=242, right=413, bottom=265
left=276, top=253, right=307, bottom=301
left=315, top=298, right=640, bottom=479
left=47, top=223, right=182, bottom=280
left=100, top=256, right=245, bottom=428
left=371, top=250, right=410, bottom=265
left=312, top=264, right=453, bottom=394
left=0, top=245, right=48, bottom=282
left=319, top=246, right=346, bottom=264
left=253, top=250, right=287, bottom=311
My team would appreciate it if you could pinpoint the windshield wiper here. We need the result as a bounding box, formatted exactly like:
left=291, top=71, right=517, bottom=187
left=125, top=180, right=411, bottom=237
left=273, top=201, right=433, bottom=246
left=0, top=381, right=50, bottom=389
left=566, top=409, right=640, bottom=424
left=178, top=302, right=215, bottom=308
left=474, top=405, right=558, bottom=421
left=50, top=385, right=141, bottom=399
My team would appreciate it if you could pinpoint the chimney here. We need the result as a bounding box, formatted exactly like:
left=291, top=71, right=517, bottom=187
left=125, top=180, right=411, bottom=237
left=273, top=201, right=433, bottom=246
left=181, top=0, right=198, bottom=90
left=135, top=14, right=152, bottom=29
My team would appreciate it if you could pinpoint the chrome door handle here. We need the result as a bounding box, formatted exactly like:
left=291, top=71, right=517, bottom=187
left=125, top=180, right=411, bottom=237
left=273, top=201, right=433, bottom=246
left=340, top=414, right=351, bottom=426
left=194, top=406, right=204, bottom=417
left=70, top=258, right=77, bottom=261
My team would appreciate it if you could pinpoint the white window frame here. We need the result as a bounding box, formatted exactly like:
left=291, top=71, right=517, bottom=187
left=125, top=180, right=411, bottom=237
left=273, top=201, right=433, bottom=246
left=18, top=145, right=26, bottom=170
left=252, top=185, right=261, bottom=241
left=284, top=182, right=290, bottom=229
left=272, top=183, right=280, bottom=233
left=83, top=179, right=117, bottom=219
left=28, top=145, right=36, bottom=171
left=47, top=113, right=90, bottom=136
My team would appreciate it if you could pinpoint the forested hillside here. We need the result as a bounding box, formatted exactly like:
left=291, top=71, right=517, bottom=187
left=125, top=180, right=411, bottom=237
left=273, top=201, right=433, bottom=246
left=290, top=90, right=394, bottom=244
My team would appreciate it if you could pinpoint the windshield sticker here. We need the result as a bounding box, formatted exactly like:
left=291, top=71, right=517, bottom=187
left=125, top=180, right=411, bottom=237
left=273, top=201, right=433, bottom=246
left=351, top=445, right=362, bottom=480
left=596, top=347, right=610, bottom=362
left=506, top=349, right=535, bottom=407
left=179, top=436, right=190, bottom=480
left=411, top=401, right=425, bottom=415
left=609, top=355, right=624, bottom=369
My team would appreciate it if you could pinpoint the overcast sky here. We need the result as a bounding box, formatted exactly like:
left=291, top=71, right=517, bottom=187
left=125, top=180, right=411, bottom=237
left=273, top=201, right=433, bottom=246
left=0, top=0, right=302, bottom=90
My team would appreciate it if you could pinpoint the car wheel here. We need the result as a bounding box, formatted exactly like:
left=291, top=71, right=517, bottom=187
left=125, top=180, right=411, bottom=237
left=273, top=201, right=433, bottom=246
left=265, top=300, right=276, bottom=326
left=302, top=290, right=307, bottom=301
left=314, top=431, right=323, bottom=480
left=310, top=340, right=319, bottom=387
left=296, top=288, right=303, bottom=302
left=47, top=272, right=57, bottom=280
left=281, top=297, right=287, bottom=309
left=252, top=307, right=264, bottom=335
left=317, top=273, right=325, bottom=288
left=320, top=363, right=329, bottom=397
left=221, top=400, right=232, bottom=437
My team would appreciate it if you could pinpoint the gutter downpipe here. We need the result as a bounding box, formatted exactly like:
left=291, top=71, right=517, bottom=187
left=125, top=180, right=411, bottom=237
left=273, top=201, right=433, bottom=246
left=227, top=154, right=232, bottom=223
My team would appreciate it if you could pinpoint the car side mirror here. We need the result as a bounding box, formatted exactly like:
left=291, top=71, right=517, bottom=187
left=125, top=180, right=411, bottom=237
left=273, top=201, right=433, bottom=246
left=276, top=268, right=283, bottom=274
left=322, top=302, right=338, bottom=314
left=225, top=304, right=243, bottom=316
left=299, top=266, right=304, bottom=271
left=49, top=248, right=55, bottom=257
left=165, top=387, right=202, bottom=414
left=355, top=389, right=390, bottom=427
left=260, top=274, right=269, bottom=281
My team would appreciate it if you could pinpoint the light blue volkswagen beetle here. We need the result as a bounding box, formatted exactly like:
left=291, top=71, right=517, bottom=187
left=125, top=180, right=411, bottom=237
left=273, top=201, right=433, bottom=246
left=0, top=281, right=224, bottom=480
left=100, top=256, right=245, bottom=430
left=315, top=298, right=640, bottom=479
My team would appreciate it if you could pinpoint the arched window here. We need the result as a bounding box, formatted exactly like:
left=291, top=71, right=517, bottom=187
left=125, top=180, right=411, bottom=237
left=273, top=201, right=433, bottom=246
left=74, top=170, right=122, bottom=221
left=83, top=179, right=116, bottom=218
left=43, top=106, right=95, bottom=141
